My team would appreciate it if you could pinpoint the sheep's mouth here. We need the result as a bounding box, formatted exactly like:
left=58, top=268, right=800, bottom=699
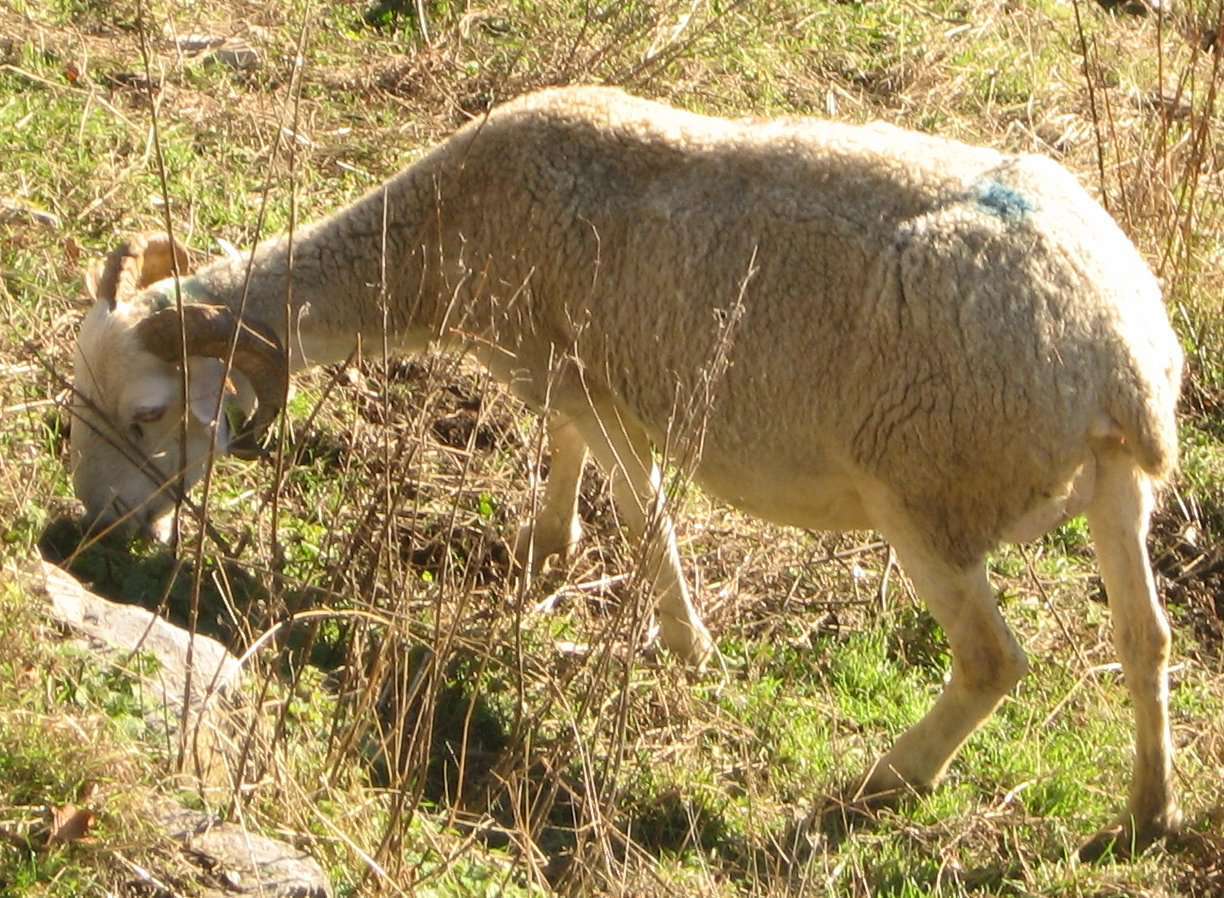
left=81, top=497, right=176, bottom=545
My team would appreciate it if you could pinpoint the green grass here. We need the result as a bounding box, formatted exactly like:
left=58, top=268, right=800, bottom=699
left=0, top=581, right=162, bottom=897
left=2, top=0, right=1223, bottom=895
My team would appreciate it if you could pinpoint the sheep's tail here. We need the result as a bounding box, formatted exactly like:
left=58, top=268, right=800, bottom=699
left=1100, top=337, right=1183, bottom=483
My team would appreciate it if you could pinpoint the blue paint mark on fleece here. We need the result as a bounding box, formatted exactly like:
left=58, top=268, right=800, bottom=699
left=974, top=180, right=1034, bottom=222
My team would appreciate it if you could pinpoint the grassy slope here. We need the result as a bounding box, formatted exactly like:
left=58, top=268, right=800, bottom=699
left=1, top=0, right=1222, bottom=895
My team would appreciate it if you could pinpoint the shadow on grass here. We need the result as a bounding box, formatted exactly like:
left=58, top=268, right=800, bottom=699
left=38, top=514, right=261, bottom=651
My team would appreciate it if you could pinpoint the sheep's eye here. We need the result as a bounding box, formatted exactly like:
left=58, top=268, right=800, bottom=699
left=128, top=422, right=145, bottom=442
left=133, top=406, right=165, bottom=423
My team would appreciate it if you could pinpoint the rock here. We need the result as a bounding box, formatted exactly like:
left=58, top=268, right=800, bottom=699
left=36, top=560, right=244, bottom=782
left=156, top=805, right=332, bottom=898
left=39, top=561, right=242, bottom=693
left=0, top=196, right=61, bottom=230
left=1096, top=0, right=1172, bottom=15
left=24, top=561, right=329, bottom=894
left=211, top=39, right=261, bottom=72
left=176, top=34, right=261, bottom=72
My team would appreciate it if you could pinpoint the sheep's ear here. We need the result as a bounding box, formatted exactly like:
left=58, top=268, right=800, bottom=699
left=134, top=233, right=191, bottom=288
left=187, top=358, right=233, bottom=452
left=89, top=233, right=191, bottom=311
left=82, top=260, right=106, bottom=305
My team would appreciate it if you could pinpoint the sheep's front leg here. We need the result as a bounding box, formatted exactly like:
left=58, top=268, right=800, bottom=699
left=1080, top=450, right=1180, bottom=858
left=514, top=414, right=587, bottom=572
left=854, top=542, right=1029, bottom=803
left=570, top=397, right=715, bottom=666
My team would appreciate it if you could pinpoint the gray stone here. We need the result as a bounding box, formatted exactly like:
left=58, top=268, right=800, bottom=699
left=176, top=34, right=261, bottom=71
left=0, top=196, right=60, bottom=230
left=40, top=561, right=242, bottom=694
left=157, top=805, right=333, bottom=898
left=26, top=562, right=329, bottom=895
left=37, top=560, right=244, bottom=781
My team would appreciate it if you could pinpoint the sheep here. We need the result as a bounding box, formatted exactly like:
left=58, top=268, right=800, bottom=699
left=68, top=85, right=1184, bottom=853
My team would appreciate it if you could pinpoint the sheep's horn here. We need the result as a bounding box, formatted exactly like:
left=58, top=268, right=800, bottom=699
left=134, top=305, right=288, bottom=453
left=92, top=233, right=190, bottom=310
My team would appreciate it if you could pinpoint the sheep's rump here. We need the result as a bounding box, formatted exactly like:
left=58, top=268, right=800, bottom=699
left=458, top=89, right=1183, bottom=557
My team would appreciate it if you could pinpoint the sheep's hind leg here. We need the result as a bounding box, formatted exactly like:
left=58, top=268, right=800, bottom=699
left=514, top=414, right=587, bottom=573
left=1079, top=449, right=1180, bottom=860
left=569, top=396, right=715, bottom=667
left=836, top=536, right=1029, bottom=821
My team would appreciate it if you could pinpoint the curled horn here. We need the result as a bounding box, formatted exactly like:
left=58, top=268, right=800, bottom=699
left=133, top=305, right=289, bottom=453
left=92, top=232, right=191, bottom=310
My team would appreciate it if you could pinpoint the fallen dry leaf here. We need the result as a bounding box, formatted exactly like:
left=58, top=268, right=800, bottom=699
left=46, top=805, right=95, bottom=847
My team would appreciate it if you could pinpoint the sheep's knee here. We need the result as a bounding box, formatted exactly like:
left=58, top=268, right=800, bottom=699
left=570, top=399, right=714, bottom=666
left=514, top=414, right=588, bottom=572
left=954, top=632, right=1030, bottom=698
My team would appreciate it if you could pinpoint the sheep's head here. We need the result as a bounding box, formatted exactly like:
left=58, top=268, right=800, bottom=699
left=70, top=233, right=287, bottom=541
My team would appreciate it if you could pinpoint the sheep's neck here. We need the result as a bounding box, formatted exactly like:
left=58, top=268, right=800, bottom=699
left=192, top=155, right=475, bottom=372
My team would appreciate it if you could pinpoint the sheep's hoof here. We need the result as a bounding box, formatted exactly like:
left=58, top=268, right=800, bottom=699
left=818, top=783, right=904, bottom=842
left=777, top=787, right=892, bottom=863
left=801, top=767, right=933, bottom=846
left=773, top=808, right=830, bottom=869
left=1078, top=806, right=1183, bottom=862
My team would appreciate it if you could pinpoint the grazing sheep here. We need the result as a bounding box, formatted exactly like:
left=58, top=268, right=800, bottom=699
left=68, top=86, right=1184, bottom=851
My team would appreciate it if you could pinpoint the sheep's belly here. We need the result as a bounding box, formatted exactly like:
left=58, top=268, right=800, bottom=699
left=999, top=459, right=1097, bottom=545
left=693, top=455, right=1097, bottom=547
left=694, top=464, right=872, bottom=532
